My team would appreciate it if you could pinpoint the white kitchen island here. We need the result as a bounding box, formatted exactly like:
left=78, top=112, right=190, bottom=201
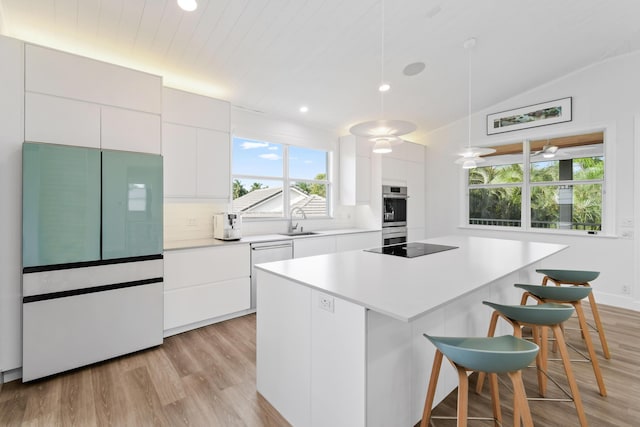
left=255, top=236, right=567, bottom=427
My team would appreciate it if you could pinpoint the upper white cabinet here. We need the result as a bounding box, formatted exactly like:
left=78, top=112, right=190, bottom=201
left=163, top=87, right=230, bottom=131
left=340, top=135, right=374, bottom=205
left=25, top=92, right=100, bottom=148
left=24, top=44, right=162, bottom=154
left=162, top=88, right=231, bottom=200
left=25, top=44, right=161, bottom=114
left=162, top=123, right=198, bottom=196
left=101, top=106, right=161, bottom=154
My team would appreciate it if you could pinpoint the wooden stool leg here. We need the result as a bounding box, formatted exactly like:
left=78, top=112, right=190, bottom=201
left=488, top=372, right=502, bottom=426
left=574, top=302, right=607, bottom=396
left=530, top=325, right=547, bottom=397
left=508, top=370, right=533, bottom=427
left=420, top=350, right=444, bottom=427
left=552, top=324, right=589, bottom=427
left=455, top=365, right=469, bottom=427
left=476, top=311, right=500, bottom=394
left=586, top=288, right=611, bottom=359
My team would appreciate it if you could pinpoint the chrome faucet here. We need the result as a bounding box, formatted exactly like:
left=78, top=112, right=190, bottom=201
left=288, top=207, right=307, bottom=233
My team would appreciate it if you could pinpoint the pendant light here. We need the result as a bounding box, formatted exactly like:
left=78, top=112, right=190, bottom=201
left=455, top=37, right=494, bottom=168
left=349, top=0, right=416, bottom=153
left=177, top=0, right=198, bottom=12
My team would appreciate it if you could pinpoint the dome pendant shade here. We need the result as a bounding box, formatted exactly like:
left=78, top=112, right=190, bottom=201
left=349, top=119, right=417, bottom=138
left=457, top=146, right=496, bottom=157
left=372, top=139, right=393, bottom=154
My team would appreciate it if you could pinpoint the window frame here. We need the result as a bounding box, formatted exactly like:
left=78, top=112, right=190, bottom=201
left=461, top=124, right=615, bottom=236
left=231, top=136, right=332, bottom=220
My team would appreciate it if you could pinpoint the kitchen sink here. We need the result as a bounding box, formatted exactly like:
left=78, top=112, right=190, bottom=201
left=278, top=231, right=319, bottom=236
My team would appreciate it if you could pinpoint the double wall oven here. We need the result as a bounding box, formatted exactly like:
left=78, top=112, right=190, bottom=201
left=382, top=185, right=408, bottom=245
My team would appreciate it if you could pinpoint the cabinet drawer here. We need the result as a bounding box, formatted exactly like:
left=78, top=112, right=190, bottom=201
left=164, top=278, right=250, bottom=330
left=23, top=282, right=163, bottom=381
left=164, top=245, right=250, bottom=290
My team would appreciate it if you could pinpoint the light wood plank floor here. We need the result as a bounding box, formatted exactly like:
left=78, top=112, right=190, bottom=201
left=0, top=303, right=637, bottom=426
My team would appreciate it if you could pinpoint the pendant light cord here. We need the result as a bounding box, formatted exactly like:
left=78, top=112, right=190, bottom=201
left=467, top=41, right=472, bottom=149
left=380, top=0, right=385, bottom=118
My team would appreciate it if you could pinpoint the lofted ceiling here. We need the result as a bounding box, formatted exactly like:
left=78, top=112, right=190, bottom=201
left=1, top=0, right=639, bottom=142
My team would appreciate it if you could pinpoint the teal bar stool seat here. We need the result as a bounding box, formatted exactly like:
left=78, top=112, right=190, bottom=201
left=516, top=283, right=607, bottom=397
left=421, top=334, right=538, bottom=427
left=476, top=301, right=589, bottom=427
left=537, top=268, right=610, bottom=359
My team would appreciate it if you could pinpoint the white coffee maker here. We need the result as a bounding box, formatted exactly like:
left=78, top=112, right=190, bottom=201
left=213, top=213, right=242, bottom=240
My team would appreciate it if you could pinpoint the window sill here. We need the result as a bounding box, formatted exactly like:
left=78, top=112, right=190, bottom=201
left=458, top=224, right=618, bottom=239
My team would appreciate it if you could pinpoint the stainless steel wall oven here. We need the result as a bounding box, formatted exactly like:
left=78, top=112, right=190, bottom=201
left=382, top=185, right=408, bottom=245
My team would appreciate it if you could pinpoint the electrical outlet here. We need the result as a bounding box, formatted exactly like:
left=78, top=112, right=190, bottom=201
left=622, top=217, right=634, bottom=227
left=187, top=218, right=197, bottom=226
left=621, top=230, right=633, bottom=239
left=622, top=285, right=631, bottom=295
left=318, top=293, right=334, bottom=313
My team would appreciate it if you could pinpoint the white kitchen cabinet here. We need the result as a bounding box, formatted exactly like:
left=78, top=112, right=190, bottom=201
left=294, top=236, right=337, bottom=258
left=381, top=156, right=407, bottom=185
left=197, top=128, right=230, bottom=199
left=162, top=123, right=198, bottom=197
left=340, top=135, right=373, bottom=205
left=336, top=231, right=381, bottom=252
left=163, top=87, right=230, bottom=132
left=25, top=92, right=101, bottom=148
left=163, top=244, right=250, bottom=334
left=0, top=35, right=24, bottom=376
left=162, top=123, right=230, bottom=199
left=407, top=153, right=426, bottom=240
left=162, top=88, right=231, bottom=200
left=25, top=44, right=161, bottom=114
left=101, top=106, right=161, bottom=154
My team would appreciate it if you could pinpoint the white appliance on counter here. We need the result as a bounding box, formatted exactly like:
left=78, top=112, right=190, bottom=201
left=250, top=240, right=293, bottom=309
left=214, top=212, right=242, bottom=241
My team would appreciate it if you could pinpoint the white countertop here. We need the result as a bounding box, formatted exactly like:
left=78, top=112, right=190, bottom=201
left=163, top=228, right=381, bottom=251
left=255, top=235, right=567, bottom=322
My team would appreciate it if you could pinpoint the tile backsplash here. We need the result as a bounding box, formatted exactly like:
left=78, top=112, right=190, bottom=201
left=164, top=202, right=227, bottom=242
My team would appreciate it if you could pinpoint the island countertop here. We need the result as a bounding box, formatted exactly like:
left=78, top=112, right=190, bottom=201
left=256, top=235, right=567, bottom=322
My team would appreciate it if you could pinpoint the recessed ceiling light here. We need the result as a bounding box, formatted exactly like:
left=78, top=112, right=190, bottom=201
left=403, top=62, right=426, bottom=76
left=299, top=106, right=309, bottom=113
left=378, top=83, right=391, bottom=92
left=177, top=0, right=198, bottom=12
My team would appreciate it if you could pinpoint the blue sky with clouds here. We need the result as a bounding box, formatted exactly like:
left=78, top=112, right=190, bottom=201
left=232, top=137, right=326, bottom=180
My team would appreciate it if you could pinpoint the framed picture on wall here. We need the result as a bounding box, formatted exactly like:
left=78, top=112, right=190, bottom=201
left=487, top=97, right=572, bottom=135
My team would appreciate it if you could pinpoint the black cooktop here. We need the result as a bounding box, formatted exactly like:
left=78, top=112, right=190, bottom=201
left=365, top=242, right=458, bottom=258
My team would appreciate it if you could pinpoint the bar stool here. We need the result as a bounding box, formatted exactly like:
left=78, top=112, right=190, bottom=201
left=476, top=301, right=588, bottom=427
left=421, top=334, right=538, bottom=427
left=537, top=269, right=610, bottom=359
left=517, top=283, right=607, bottom=397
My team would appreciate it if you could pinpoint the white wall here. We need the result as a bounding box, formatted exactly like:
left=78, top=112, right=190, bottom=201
left=424, top=51, right=640, bottom=311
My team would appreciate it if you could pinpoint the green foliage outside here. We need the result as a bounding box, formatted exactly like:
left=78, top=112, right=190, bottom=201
left=232, top=174, right=326, bottom=199
left=469, top=157, right=603, bottom=229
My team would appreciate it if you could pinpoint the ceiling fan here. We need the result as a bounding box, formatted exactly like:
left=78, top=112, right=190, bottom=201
left=531, top=142, right=559, bottom=158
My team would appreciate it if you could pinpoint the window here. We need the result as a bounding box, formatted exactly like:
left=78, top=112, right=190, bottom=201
left=467, top=131, right=605, bottom=233
left=232, top=136, right=330, bottom=218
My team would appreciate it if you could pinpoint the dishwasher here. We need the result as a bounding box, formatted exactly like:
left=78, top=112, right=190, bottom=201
left=250, top=240, right=293, bottom=309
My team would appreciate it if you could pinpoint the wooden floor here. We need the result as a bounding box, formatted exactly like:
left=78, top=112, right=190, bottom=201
left=0, top=303, right=638, bottom=426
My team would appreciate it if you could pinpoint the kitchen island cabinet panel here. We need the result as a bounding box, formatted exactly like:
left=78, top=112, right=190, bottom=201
left=25, top=92, right=100, bottom=148
left=336, top=231, right=381, bottom=252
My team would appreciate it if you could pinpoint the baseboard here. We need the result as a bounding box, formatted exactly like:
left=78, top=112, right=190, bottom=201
left=1, top=367, right=23, bottom=383
left=594, top=290, right=640, bottom=312
left=163, top=308, right=255, bottom=338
